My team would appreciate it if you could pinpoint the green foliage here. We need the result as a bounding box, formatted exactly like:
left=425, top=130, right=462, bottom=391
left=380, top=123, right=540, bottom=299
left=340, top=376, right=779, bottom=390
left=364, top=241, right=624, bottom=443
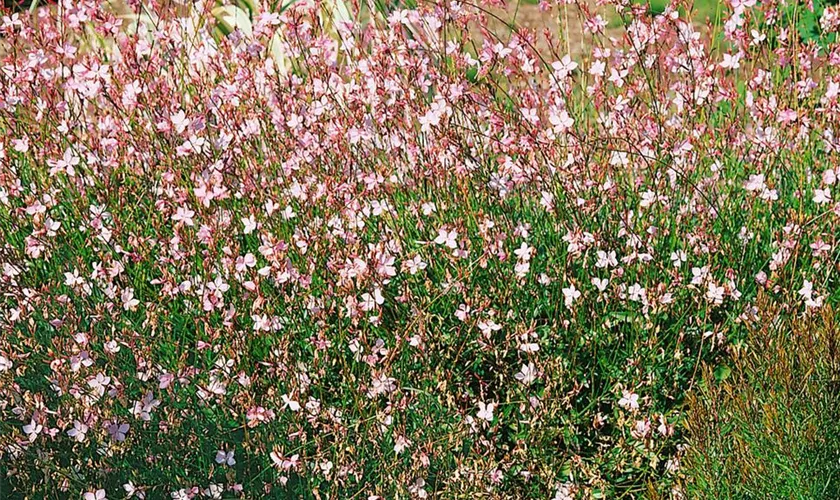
left=684, top=298, right=840, bottom=499
left=776, top=0, right=837, bottom=46
left=2, top=0, right=840, bottom=498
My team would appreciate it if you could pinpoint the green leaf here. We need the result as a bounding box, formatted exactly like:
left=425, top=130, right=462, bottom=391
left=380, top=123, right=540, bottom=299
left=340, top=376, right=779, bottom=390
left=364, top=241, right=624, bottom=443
left=714, top=364, right=732, bottom=381
left=212, top=5, right=254, bottom=37
left=236, top=0, right=262, bottom=16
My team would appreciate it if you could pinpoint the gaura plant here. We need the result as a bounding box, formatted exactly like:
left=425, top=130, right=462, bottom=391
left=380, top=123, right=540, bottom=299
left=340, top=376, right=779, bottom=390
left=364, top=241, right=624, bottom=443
left=2, top=0, right=840, bottom=497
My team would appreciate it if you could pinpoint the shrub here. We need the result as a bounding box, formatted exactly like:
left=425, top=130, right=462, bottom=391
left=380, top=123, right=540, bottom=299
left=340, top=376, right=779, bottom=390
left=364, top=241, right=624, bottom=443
left=0, top=0, right=838, bottom=498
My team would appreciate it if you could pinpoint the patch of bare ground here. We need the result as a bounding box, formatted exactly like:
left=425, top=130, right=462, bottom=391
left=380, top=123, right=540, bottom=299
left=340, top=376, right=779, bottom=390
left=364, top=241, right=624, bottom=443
left=465, top=1, right=626, bottom=61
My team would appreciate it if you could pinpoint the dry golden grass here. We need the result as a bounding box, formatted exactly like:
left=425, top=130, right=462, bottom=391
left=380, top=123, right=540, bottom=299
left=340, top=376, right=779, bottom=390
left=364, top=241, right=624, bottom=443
left=684, top=294, right=840, bottom=498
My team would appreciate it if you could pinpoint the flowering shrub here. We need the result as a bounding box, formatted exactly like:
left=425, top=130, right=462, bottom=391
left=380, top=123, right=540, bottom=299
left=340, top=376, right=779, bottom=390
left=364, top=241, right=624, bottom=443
left=0, top=0, right=839, bottom=498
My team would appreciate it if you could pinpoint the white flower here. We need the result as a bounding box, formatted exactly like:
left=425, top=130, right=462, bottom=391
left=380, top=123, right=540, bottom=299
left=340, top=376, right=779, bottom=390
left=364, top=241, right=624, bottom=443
left=823, top=168, right=837, bottom=185
left=360, top=288, right=385, bottom=311
left=618, top=390, right=640, bottom=411
left=476, top=401, right=495, bottom=422
left=67, top=420, right=88, bottom=442
left=760, top=188, right=779, bottom=201
left=799, top=279, right=824, bottom=309
left=799, top=279, right=813, bottom=300
left=514, top=242, right=533, bottom=261
left=640, top=190, right=657, bottom=208
left=813, top=188, right=832, bottom=205
left=409, top=477, right=428, bottom=499
left=252, top=314, right=271, bottom=332
left=720, top=52, right=740, bottom=69
left=170, top=490, right=189, bottom=500
left=806, top=295, right=824, bottom=309
left=670, top=250, right=687, bottom=268
left=394, top=434, right=411, bottom=455
left=204, top=484, right=223, bottom=499
left=88, top=373, right=111, bottom=397
left=591, top=277, right=609, bottom=293
left=170, top=110, right=189, bottom=134
left=596, top=250, right=618, bottom=268
left=121, top=287, right=139, bottom=311
left=64, top=269, right=84, bottom=287
left=242, top=216, right=257, bottom=234
left=282, top=394, right=301, bottom=412
left=171, top=206, right=195, bottom=226
left=706, top=282, right=725, bottom=305
left=368, top=373, right=397, bottom=398
left=108, top=422, right=130, bottom=442
left=744, top=173, right=766, bottom=192
left=562, top=284, right=580, bottom=308
left=132, top=392, right=160, bottom=421
left=518, top=342, right=539, bottom=353
left=515, top=363, right=537, bottom=385
left=628, top=283, right=646, bottom=302
left=549, top=109, right=574, bottom=134
left=477, top=320, right=502, bottom=337
left=553, top=483, right=576, bottom=500
left=84, top=490, right=107, bottom=500
left=215, top=449, right=236, bottom=466
left=551, top=55, right=578, bottom=79
left=123, top=481, right=144, bottom=499
left=691, top=266, right=708, bottom=285
left=23, top=419, right=42, bottom=442
left=404, top=255, right=427, bottom=275
left=270, top=452, right=300, bottom=470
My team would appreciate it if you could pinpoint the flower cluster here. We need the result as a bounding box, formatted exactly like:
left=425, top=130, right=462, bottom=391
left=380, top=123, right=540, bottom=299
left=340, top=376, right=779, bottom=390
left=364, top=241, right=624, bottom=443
left=0, top=0, right=838, bottom=497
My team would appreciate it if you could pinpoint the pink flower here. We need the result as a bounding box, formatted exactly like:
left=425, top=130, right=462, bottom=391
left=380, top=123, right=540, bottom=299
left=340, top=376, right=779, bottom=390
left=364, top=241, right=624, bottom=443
left=433, top=228, right=458, bottom=249
left=171, top=206, right=195, bottom=226
left=548, top=109, right=574, bottom=134
left=107, top=422, right=130, bottom=442
left=47, top=148, right=79, bottom=177
left=121, top=288, right=139, bottom=311
left=720, top=53, right=741, bottom=69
